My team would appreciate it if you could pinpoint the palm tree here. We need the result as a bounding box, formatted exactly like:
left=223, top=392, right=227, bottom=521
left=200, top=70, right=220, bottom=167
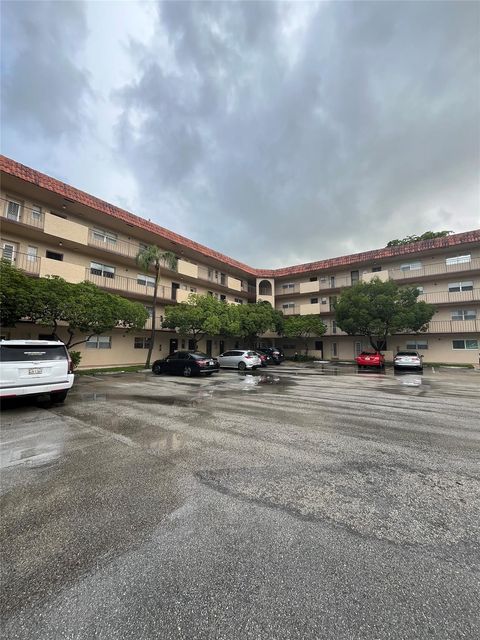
left=136, top=245, right=177, bottom=368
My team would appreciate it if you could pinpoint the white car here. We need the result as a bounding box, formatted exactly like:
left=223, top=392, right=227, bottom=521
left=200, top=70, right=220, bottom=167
left=217, top=350, right=261, bottom=371
left=0, top=340, right=74, bottom=402
left=393, top=351, right=424, bottom=371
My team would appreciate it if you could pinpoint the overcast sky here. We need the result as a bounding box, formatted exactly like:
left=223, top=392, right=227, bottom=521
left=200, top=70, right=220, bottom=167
left=2, top=0, right=479, bottom=268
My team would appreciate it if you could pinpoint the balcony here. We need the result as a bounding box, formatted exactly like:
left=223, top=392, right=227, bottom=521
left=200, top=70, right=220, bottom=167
left=281, top=306, right=300, bottom=316
left=300, top=302, right=321, bottom=315
left=419, top=289, right=480, bottom=305
left=389, top=256, right=480, bottom=281
left=88, top=230, right=142, bottom=260
left=300, top=281, right=320, bottom=294
left=40, top=258, right=85, bottom=282
left=1, top=250, right=40, bottom=275
left=44, top=212, right=88, bottom=244
left=85, top=268, right=175, bottom=300
left=276, top=284, right=300, bottom=296
left=422, top=319, right=480, bottom=334
left=1, top=203, right=44, bottom=229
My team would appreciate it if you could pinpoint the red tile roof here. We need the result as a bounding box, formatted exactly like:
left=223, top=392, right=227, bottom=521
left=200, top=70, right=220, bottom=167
left=1, top=155, right=479, bottom=279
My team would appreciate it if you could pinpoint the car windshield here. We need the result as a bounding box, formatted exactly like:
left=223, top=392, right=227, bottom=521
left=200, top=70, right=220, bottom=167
left=0, top=345, right=67, bottom=362
left=396, top=352, right=418, bottom=356
left=191, top=352, right=209, bottom=359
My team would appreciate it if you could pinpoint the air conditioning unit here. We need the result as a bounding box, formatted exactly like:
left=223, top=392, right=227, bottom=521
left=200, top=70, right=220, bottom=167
left=321, top=298, right=327, bottom=304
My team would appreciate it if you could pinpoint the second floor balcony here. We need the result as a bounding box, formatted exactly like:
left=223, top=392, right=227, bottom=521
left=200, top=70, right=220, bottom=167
left=85, top=268, right=175, bottom=301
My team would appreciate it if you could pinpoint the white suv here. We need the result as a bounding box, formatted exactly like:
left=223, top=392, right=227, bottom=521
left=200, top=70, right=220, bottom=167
left=217, top=350, right=261, bottom=371
left=0, top=340, right=74, bottom=402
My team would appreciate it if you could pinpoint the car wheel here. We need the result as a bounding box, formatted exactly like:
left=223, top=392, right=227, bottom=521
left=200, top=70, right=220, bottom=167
left=51, top=390, right=68, bottom=403
left=152, top=363, right=162, bottom=375
left=183, top=366, right=193, bottom=377
left=238, top=361, right=246, bottom=371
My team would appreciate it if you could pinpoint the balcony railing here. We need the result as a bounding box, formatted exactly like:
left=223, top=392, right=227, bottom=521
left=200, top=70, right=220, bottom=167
left=389, top=257, right=480, bottom=281
left=281, top=306, right=300, bottom=316
left=85, top=269, right=175, bottom=300
left=419, top=289, right=480, bottom=305
left=1, top=250, right=40, bottom=275
left=1, top=205, right=45, bottom=229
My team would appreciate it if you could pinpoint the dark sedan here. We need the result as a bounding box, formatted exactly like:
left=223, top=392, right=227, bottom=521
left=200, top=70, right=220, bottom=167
left=152, top=351, right=219, bottom=377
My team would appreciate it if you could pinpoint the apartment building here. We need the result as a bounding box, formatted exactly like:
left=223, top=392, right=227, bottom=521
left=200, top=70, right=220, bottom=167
left=1, top=155, right=479, bottom=366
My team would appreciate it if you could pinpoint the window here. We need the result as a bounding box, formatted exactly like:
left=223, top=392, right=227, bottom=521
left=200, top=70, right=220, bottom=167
left=51, top=211, right=67, bottom=220
left=311, top=298, right=318, bottom=304
left=90, top=262, right=115, bottom=278
left=321, top=298, right=328, bottom=305
left=46, top=250, right=63, bottom=261
left=351, top=270, right=359, bottom=285
left=282, top=283, right=295, bottom=290
left=86, top=336, right=112, bottom=349
left=6, top=199, right=21, bottom=221
left=27, top=246, right=38, bottom=262
left=220, top=294, right=227, bottom=301
left=372, top=266, right=382, bottom=273
left=220, top=273, right=226, bottom=285
left=400, top=262, right=422, bottom=271
left=188, top=339, right=196, bottom=351
left=32, top=205, right=42, bottom=220
left=452, top=339, right=478, bottom=350
left=309, top=277, right=318, bottom=282
left=448, top=281, right=473, bottom=293
left=446, top=255, right=471, bottom=266
left=315, top=341, right=323, bottom=351
left=282, top=303, right=295, bottom=309
left=332, top=343, right=338, bottom=357
left=406, top=340, right=428, bottom=350
left=92, top=228, right=118, bottom=245
left=451, top=309, right=476, bottom=321
left=137, top=273, right=155, bottom=288
left=2, top=242, right=17, bottom=262
left=234, top=298, right=243, bottom=304
left=332, top=320, right=337, bottom=334
left=144, top=306, right=153, bottom=318
left=134, top=337, right=152, bottom=349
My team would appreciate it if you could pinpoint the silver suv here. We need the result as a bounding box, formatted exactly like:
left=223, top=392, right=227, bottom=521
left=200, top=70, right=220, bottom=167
left=217, top=350, right=261, bottom=371
left=0, top=340, right=74, bottom=402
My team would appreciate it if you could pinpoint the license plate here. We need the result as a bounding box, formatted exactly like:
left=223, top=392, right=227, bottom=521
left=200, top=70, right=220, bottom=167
left=29, top=368, right=42, bottom=375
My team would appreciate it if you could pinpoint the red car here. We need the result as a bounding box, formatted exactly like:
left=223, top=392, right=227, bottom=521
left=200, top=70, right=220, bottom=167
left=355, top=351, right=385, bottom=369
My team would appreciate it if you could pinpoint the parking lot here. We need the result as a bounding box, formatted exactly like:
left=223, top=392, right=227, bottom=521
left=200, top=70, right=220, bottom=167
left=1, top=364, right=479, bottom=639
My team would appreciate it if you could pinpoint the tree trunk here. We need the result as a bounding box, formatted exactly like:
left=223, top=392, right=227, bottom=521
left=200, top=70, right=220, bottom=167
left=304, top=337, right=309, bottom=356
left=145, top=265, right=159, bottom=368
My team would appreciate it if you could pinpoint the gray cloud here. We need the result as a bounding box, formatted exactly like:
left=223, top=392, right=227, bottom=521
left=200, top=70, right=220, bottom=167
left=116, top=0, right=480, bottom=267
left=1, top=0, right=91, bottom=141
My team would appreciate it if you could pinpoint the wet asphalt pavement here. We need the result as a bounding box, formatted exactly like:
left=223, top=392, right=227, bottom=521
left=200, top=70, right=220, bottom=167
left=1, top=364, right=479, bottom=639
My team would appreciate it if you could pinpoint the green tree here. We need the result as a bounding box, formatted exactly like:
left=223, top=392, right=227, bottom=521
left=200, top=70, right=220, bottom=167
left=283, top=314, right=326, bottom=356
left=136, top=245, right=177, bottom=367
left=386, top=231, right=452, bottom=247
left=163, top=294, right=235, bottom=348
left=0, top=259, right=35, bottom=326
left=232, top=301, right=284, bottom=347
left=0, top=263, right=148, bottom=349
left=335, top=279, right=435, bottom=351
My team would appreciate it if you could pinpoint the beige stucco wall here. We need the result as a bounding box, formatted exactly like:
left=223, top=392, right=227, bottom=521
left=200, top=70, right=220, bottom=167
left=227, top=276, right=242, bottom=292
left=177, top=259, right=198, bottom=278
left=39, top=257, right=86, bottom=282
left=300, top=302, right=321, bottom=315
left=43, top=212, right=88, bottom=245
left=299, top=281, right=320, bottom=294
